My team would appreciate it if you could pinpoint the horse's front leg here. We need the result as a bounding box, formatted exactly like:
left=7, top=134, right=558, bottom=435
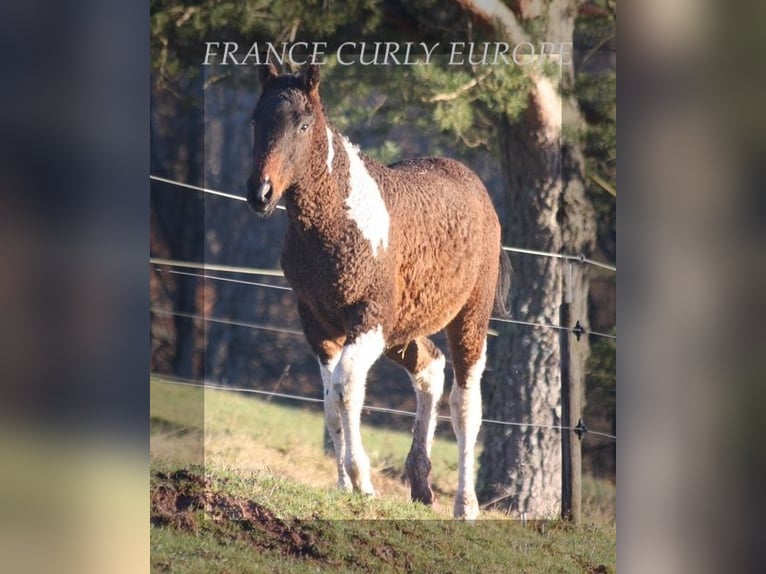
left=296, top=303, right=351, bottom=491
left=319, top=357, right=352, bottom=491
left=333, top=325, right=386, bottom=496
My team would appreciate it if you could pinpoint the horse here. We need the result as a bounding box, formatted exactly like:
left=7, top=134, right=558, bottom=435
left=246, top=63, right=510, bottom=519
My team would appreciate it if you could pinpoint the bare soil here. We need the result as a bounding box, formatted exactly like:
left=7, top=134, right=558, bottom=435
left=151, top=469, right=321, bottom=558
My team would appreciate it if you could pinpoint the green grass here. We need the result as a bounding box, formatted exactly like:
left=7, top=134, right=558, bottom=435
left=151, top=376, right=466, bottom=503
left=150, top=377, right=616, bottom=572
left=151, top=466, right=615, bottom=573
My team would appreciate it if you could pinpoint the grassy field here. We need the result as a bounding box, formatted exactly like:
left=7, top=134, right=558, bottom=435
left=150, top=377, right=616, bottom=572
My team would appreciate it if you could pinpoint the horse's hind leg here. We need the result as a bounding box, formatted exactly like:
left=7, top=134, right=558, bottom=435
left=297, top=304, right=350, bottom=490
left=386, top=337, right=445, bottom=506
left=446, top=295, right=492, bottom=520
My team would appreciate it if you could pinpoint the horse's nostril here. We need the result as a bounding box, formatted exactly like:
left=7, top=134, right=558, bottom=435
left=257, top=181, right=272, bottom=203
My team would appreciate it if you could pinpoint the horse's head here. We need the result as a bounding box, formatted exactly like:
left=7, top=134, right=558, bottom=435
left=246, top=63, right=322, bottom=215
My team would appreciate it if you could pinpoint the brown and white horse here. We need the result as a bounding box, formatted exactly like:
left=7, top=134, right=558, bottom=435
left=246, top=63, right=510, bottom=519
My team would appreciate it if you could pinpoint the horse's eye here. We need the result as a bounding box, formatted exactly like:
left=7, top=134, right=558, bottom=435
left=299, top=123, right=309, bottom=133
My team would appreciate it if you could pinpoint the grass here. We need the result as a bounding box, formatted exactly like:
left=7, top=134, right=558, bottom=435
left=150, top=466, right=615, bottom=573
left=150, top=376, right=616, bottom=572
left=152, top=376, right=467, bottom=507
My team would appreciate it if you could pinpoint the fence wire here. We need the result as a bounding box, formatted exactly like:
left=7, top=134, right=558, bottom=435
left=159, top=267, right=292, bottom=291
left=152, top=374, right=616, bottom=441
left=150, top=174, right=285, bottom=209
left=151, top=307, right=304, bottom=337
left=150, top=175, right=616, bottom=272
left=150, top=175, right=617, bottom=443
left=151, top=264, right=616, bottom=341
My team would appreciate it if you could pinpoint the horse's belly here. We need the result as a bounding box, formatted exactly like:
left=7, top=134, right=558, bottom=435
left=388, top=282, right=471, bottom=344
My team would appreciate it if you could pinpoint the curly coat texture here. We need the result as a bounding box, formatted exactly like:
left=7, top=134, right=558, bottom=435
left=248, top=78, right=501, bottom=382
left=247, top=64, right=504, bottom=517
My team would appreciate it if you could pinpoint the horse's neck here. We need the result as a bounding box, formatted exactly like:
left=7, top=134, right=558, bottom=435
left=286, top=122, right=381, bottom=244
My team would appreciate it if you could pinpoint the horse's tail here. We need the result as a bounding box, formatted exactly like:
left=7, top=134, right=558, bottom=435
left=492, top=248, right=512, bottom=318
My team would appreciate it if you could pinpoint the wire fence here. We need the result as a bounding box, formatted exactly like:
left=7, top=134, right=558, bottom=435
left=151, top=374, right=616, bottom=441
left=150, top=175, right=617, bottom=444
left=149, top=175, right=285, bottom=209
left=151, top=307, right=304, bottom=336
left=150, top=175, right=616, bottom=272
left=150, top=263, right=616, bottom=341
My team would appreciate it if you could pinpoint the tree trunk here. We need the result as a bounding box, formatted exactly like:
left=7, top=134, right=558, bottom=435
left=478, top=99, right=595, bottom=518
left=460, top=0, right=596, bottom=518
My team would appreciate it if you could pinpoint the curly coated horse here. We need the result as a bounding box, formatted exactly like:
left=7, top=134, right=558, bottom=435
left=246, top=63, right=509, bottom=519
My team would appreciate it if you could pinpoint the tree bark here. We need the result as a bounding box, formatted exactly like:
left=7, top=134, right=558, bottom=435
left=457, top=0, right=596, bottom=518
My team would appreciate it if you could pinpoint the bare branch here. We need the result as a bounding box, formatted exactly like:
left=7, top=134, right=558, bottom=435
left=581, top=32, right=616, bottom=67
left=589, top=173, right=616, bottom=197
left=455, top=0, right=567, bottom=139
left=175, top=6, right=199, bottom=28
left=423, top=70, right=493, bottom=103
left=455, top=0, right=531, bottom=45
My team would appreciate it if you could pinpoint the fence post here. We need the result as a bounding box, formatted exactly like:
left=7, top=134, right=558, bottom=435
left=560, top=261, right=583, bottom=523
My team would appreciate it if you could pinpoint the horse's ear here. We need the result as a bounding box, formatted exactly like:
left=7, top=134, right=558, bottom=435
left=303, top=64, right=320, bottom=96
left=259, top=62, right=279, bottom=87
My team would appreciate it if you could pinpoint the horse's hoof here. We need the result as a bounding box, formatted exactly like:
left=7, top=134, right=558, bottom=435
left=453, top=493, right=480, bottom=520
left=409, top=478, right=435, bottom=506
left=358, top=483, right=377, bottom=498
left=411, top=486, right=435, bottom=506
left=454, top=507, right=480, bottom=521
left=406, top=446, right=434, bottom=505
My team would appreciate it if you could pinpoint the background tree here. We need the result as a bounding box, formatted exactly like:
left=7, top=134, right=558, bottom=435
left=422, top=0, right=595, bottom=518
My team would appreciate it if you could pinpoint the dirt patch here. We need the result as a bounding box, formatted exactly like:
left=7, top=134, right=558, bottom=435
left=151, top=469, right=320, bottom=558
left=572, top=553, right=612, bottom=574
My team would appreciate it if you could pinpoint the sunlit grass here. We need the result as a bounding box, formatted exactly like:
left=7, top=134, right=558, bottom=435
left=150, top=463, right=616, bottom=573
left=150, top=376, right=615, bottom=522
left=151, top=377, right=615, bottom=571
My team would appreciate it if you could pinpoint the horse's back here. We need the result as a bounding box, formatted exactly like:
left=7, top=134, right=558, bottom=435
left=386, top=157, right=490, bottom=200
left=383, top=156, right=499, bottom=243
left=378, top=156, right=502, bottom=343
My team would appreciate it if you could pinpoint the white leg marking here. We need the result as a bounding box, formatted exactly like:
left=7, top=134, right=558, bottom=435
left=333, top=326, right=386, bottom=495
left=450, top=341, right=486, bottom=520
left=409, top=353, right=446, bottom=457
left=325, top=126, right=334, bottom=174
left=319, top=355, right=351, bottom=491
left=340, top=137, right=390, bottom=257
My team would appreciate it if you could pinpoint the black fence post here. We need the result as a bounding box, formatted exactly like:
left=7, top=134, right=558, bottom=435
left=560, top=261, right=583, bottom=523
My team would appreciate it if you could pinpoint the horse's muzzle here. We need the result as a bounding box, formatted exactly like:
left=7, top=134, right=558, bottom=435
left=246, top=177, right=275, bottom=215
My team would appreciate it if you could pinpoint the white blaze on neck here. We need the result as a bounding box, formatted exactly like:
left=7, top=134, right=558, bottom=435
left=340, top=137, right=390, bottom=257
left=325, top=127, right=335, bottom=173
